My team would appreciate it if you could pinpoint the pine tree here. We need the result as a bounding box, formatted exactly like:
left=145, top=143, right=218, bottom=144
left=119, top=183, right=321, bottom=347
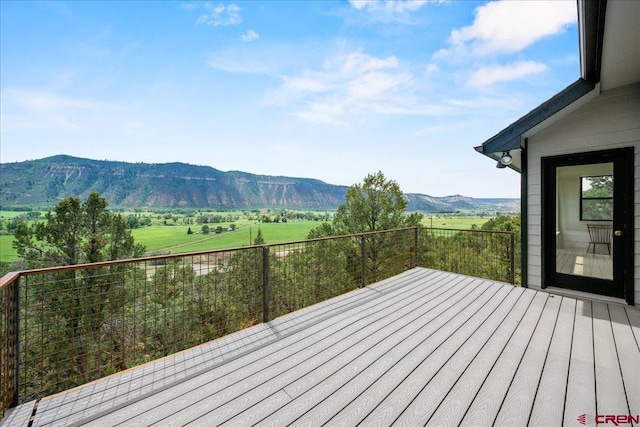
left=254, top=228, right=265, bottom=245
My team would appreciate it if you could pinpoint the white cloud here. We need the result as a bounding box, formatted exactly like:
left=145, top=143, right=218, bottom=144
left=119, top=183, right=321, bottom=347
left=467, top=61, right=548, bottom=87
left=206, top=49, right=274, bottom=74
left=339, top=52, right=399, bottom=74
left=241, top=29, right=260, bottom=42
left=264, top=50, right=450, bottom=125
left=437, top=1, right=576, bottom=59
left=347, top=0, right=435, bottom=24
left=347, top=70, right=405, bottom=99
left=425, top=63, right=438, bottom=74
left=349, top=0, right=374, bottom=11
left=206, top=42, right=311, bottom=75
left=181, top=3, right=197, bottom=11
left=282, top=76, right=327, bottom=93
left=197, top=3, right=241, bottom=26
left=349, top=0, right=430, bottom=14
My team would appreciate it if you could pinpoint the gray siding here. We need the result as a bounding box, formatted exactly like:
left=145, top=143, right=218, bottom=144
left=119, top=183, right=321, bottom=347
left=527, top=82, right=640, bottom=304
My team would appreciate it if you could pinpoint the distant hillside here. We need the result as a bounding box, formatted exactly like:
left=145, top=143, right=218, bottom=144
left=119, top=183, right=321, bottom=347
left=404, top=193, right=520, bottom=213
left=0, top=156, right=519, bottom=212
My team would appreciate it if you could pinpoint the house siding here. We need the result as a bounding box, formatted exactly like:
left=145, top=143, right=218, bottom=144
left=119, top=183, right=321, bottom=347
left=527, top=82, right=640, bottom=304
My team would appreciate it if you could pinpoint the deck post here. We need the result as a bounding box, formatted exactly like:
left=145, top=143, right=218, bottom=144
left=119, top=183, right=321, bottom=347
left=262, top=246, right=270, bottom=323
left=12, top=276, right=20, bottom=408
left=360, top=235, right=366, bottom=288
left=413, top=227, right=419, bottom=268
left=509, top=233, right=515, bottom=284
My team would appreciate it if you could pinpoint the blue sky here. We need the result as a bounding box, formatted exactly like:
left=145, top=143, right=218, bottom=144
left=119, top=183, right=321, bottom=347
left=0, top=0, right=579, bottom=198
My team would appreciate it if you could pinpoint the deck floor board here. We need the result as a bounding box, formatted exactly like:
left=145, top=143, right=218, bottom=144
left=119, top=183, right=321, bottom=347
left=7, top=267, right=637, bottom=427
left=608, top=305, right=640, bottom=415
left=592, top=302, right=631, bottom=416
left=528, top=297, right=576, bottom=426
left=564, top=300, right=597, bottom=426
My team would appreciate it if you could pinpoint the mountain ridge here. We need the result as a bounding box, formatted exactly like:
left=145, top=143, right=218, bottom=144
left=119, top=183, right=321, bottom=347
left=0, top=155, right=519, bottom=212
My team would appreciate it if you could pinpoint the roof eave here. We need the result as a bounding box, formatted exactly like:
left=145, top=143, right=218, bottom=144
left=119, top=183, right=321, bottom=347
left=579, top=0, right=607, bottom=82
left=479, top=78, right=596, bottom=156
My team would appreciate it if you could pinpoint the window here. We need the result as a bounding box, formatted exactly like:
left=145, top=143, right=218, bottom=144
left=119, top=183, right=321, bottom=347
left=581, top=175, right=613, bottom=221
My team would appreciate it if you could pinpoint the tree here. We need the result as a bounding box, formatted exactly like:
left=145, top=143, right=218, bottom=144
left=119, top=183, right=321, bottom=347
left=583, top=175, right=613, bottom=197
left=582, top=175, right=613, bottom=220
left=224, top=226, right=266, bottom=329
left=201, top=224, right=210, bottom=234
left=481, top=213, right=521, bottom=284
left=332, top=171, right=422, bottom=235
left=13, top=192, right=144, bottom=267
left=254, top=228, right=265, bottom=245
left=12, top=192, right=145, bottom=392
left=308, top=171, right=423, bottom=284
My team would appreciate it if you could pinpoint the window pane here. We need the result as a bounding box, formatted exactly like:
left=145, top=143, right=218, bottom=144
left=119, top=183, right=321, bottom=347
left=582, top=199, right=613, bottom=221
left=581, top=176, right=613, bottom=198
left=581, top=175, right=613, bottom=221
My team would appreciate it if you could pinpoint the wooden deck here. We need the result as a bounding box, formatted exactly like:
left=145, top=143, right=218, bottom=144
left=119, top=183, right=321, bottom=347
left=2, top=268, right=639, bottom=426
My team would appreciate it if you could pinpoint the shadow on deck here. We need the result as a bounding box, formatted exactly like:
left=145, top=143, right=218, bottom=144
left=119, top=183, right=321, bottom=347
left=3, top=268, right=639, bottom=426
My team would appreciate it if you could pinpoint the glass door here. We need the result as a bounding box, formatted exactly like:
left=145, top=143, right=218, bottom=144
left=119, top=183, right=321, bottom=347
left=542, top=148, right=633, bottom=301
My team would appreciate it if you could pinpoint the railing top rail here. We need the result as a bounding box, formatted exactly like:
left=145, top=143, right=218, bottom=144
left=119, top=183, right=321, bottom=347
left=270, top=226, right=422, bottom=246
left=7, top=245, right=256, bottom=277
left=421, top=226, right=516, bottom=236
left=0, top=271, right=20, bottom=291
left=269, top=226, right=515, bottom=245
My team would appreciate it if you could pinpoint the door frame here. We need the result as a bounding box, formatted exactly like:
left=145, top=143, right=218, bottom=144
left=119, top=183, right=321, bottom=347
left=541, top=147, right=634, bottom=304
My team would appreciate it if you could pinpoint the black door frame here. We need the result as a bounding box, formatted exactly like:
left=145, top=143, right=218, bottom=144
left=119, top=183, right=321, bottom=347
left=541, top=147, right=634, bottom=304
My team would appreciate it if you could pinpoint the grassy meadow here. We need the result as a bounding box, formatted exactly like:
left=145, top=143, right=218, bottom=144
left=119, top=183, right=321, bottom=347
left=0, top=210, right=494, bottom=264
left=134, top=221, right=323, bottom=254
left=0, top=235, right=17, bottom=263
left=420, top=215, right=491, bottom=230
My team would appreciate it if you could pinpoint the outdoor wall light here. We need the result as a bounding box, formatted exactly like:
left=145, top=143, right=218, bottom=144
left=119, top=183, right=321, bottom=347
left=499, top=151, right=513, bottom=166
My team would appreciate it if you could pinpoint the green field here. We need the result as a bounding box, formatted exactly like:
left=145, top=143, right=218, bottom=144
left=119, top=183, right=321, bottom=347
left=0, top=235, right=17, bottom=263
left=421, top=215, right=490, bottom=230
left=1, top=211, right=494, bottom=264
left=0, top=211, right=28, bottom=219
left=133, top=221, right=323, bottom=254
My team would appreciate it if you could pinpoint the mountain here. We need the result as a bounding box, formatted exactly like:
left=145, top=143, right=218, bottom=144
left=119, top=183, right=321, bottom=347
left=404, top=194, right=520, bottom=213
left=0, top=155, right=519, bottom=212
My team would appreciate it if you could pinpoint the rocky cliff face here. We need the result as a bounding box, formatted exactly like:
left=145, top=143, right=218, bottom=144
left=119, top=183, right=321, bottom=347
left=0, top=155, right=520, bottom=212
left=0, top=155, right=348, bottom=209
